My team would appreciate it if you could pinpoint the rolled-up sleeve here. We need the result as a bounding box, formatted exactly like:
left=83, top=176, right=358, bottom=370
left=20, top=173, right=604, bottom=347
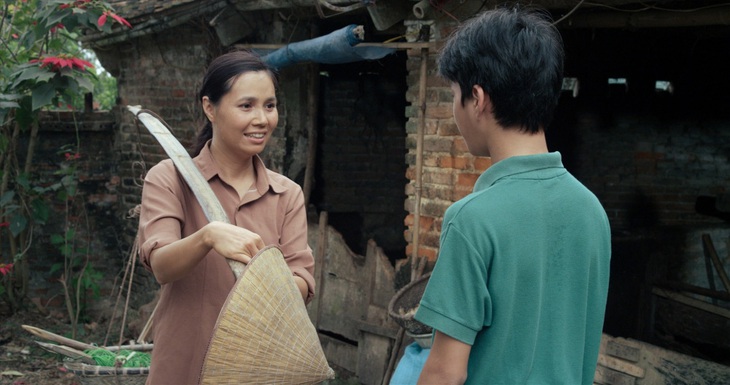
left=138, top=160, right=184, bottom=271
left=278, top=186, right=316, bottom=304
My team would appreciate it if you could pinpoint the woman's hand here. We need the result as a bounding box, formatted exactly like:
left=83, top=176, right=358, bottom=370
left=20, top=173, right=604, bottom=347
left=203, top=221, right=266, bottom=264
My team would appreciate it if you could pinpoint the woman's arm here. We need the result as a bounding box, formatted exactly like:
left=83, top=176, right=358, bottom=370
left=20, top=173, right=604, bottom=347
left=278, top=186, right=316, bottom=303
left=150, top=221, right=265, bottom=284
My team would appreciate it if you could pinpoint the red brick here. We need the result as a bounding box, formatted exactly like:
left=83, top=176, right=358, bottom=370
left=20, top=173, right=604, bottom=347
left=474, top=157, right=492, bottom=171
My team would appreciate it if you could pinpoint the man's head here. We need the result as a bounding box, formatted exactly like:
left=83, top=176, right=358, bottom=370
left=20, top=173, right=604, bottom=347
left=438, top=6, right=564, bottom=134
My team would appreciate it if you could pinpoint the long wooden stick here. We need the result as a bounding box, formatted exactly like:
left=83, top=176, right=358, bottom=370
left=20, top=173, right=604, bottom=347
left=702, top=234, right=730, bottom=292
left=22, top=325, right=97, bottom=351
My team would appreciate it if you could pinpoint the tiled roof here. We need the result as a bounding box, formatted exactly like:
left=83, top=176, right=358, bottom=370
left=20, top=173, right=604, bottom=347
left=107, top=0, right=199, bottom=20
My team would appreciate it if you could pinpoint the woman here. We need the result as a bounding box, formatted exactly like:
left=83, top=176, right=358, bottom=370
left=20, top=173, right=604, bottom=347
left=138, top=50, right=315, bottom=384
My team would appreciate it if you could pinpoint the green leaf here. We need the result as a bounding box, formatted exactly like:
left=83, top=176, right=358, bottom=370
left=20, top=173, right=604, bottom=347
left=9, top=212, right=27, bottom=237
left=0, top=191, right=15, bottom=207
left=0, top=101, right=20, bottom=109
left=46, top=9, right=70, bottom=27
left=49, top=263, right=62, bottom=276
left=50, top=234, right=64, bottom=245
left=14, top=96, right=36, bottom=130
left=32, top=82, right=56, bottom=110
left=75, top=76, right=93, bottom=92
left=11, top=65, right=56, bottom=88
left=15, top=173, right=31, bottom=190
left=30, top=198, right=50, bottom=225
left=0, top=93, right=22, bottom=101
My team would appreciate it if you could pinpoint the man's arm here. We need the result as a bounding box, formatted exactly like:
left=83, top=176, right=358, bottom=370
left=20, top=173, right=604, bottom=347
left=417, top=331, right=471, bottom=385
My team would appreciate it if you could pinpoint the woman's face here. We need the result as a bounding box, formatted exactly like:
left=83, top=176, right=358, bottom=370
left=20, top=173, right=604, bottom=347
left=204, top=70, right=278, bottom=160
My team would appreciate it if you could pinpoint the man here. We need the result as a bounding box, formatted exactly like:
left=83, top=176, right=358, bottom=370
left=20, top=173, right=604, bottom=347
left=415, top=7, right=611, bottom=385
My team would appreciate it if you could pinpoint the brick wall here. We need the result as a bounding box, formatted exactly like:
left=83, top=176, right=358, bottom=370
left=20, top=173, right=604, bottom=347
left=94, top=21, right=213, bottom=244
left=401, top=24, right=730, bottom=268
left=402, top=47, right=492, bottom=264
left=13, top=111, right=123, bottom=308
left=312, top=55, right=409, bottom=259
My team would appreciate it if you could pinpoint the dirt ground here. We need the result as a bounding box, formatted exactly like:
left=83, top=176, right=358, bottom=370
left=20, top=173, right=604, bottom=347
left=0, top=308, right=111, bottom=385
left=1, top=307, right=360, bottom=385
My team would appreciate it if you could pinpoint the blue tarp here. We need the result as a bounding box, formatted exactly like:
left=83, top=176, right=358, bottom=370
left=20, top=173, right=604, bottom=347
left=261, top=24, right=396, bottom=70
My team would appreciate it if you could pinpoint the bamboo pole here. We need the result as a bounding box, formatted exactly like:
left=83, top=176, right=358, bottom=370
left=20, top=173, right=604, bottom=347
left=411, top=47, right=428, bottom=282
left=303, top=63, right=319, bottom=206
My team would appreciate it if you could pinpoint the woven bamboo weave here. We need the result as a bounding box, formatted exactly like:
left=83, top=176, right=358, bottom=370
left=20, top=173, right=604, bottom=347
left=199, top=246, right=334, bottom=384
left=388, top=272, right=433, bottom=335
left=63, top=362, right=148, bottom=385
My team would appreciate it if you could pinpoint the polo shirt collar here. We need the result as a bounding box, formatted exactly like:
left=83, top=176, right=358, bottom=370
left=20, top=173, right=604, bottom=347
left=194, top=140, right=286, bottom=194
left=474, top=152, right=564, bottom=192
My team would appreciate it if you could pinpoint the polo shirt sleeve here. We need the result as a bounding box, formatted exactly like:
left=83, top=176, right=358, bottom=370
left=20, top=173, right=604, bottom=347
left=138, top=161, right=185, bottom=271
left=415, top=221, right=492, bottom=345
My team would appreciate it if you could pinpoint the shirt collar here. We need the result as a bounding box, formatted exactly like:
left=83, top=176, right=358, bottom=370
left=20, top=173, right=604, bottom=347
left=474, top=152, right=565, bottom=192
left=194, top=140, right=286, bottom=194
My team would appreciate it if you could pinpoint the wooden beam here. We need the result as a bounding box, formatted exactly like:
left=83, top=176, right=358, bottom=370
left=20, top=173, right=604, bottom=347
left=236, top=41, right=437, bottom=51
left=560, top=8, right=730, bottom=29
left=652, top=287, right=730, bottom=319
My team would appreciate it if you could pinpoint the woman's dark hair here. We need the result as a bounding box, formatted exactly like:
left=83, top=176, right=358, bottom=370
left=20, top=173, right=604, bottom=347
left=438, top=6, right=564, bottom=133
left=192, top=50, right=279, bottom=156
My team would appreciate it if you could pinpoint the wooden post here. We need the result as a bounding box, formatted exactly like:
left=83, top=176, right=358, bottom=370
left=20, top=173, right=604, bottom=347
left=411, top=47, right=428, bottom=282
left=303, top=62, right=319, bottom=206
left=311, top=211, right=328, bottom=328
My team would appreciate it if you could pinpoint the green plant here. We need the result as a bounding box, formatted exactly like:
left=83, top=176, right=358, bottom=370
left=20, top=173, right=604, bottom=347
left=0, top=0, right=130, bottom=316
left=49, top=145, right=104, bottom=336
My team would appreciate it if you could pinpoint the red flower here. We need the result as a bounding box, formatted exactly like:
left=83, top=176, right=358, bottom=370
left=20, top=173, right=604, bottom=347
left=59, top=0, right=91, bottom=10
left=98, top=10, right=132, bottom=29
left=0, top=263, right=13, bottom=276
left=0, top=222, right=8, bottom=228
left=11, top=33, right=18, bottom=39
left=50, top=23, right=65, bottom=33
left=31, top=55, right=94, bottom=72
left=64, top=152, right=81, bottom=161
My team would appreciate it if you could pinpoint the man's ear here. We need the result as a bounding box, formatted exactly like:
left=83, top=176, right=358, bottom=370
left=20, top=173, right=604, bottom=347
left=472, top=85, right=491, bottom=115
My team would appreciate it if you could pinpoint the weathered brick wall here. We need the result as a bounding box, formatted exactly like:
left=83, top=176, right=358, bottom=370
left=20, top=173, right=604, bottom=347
left=94, top=21, right=213, bottom=246
left=401, top=25, right=730, bottom=268
left=402, top=47, right=492, bottom=263
left=14, top=111, right=123, bottom=308
left=568, top=111, right=730, bottom=229
left=315, top=57, right=409, bottom=259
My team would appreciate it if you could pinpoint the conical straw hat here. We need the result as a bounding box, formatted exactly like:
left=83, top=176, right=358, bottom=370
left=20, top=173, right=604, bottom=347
left=199, top=245, right=335, bottom=384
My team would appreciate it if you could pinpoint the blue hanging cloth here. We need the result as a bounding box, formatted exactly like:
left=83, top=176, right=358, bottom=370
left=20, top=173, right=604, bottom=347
left=261, top=24, right=396, bottom=70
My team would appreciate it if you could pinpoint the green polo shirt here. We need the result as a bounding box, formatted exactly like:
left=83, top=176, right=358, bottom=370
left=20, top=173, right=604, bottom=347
left=416, top=152, right=611, bottom=385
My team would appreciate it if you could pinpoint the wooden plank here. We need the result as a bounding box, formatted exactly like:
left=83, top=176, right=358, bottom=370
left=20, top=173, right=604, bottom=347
left=655, top=280, right=730, bottom=302
left=594, top=365, right=637, bottom=385
left=597, top=354, right=645, bottom=378
left=319, top=333, right=358, bottom=374
left=309, top=211, right=328, bottom=328
left=605, top=340, right=641, bottom=363
left=357, top=333, right=392, bottom=385
left=652, top=287, right=730, bottom=319
left=357, top=320, right=398, bottom=340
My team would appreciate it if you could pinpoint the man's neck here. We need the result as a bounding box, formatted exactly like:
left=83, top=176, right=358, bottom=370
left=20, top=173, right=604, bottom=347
left=487, top=128, right=549, bottom=164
